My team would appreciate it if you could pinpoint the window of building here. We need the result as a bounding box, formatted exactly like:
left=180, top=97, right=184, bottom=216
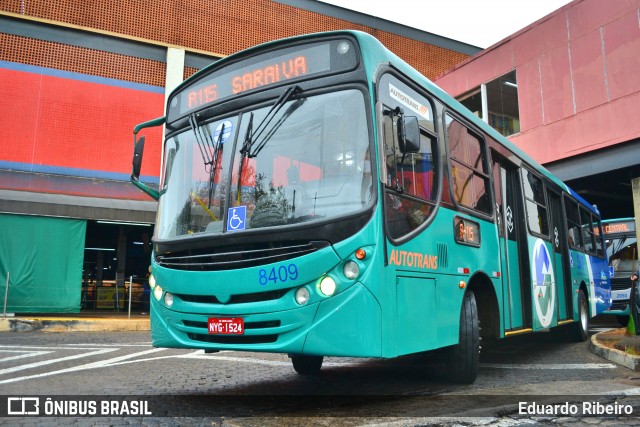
left=458, top=70, right=520, bottom=137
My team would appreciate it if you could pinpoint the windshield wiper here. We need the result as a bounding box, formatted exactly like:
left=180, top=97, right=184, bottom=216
left=240, top=84, right=302, bottom=158
left=189, top=114, right=225, bottom=209
left=236, top=85, right=303, bottom=204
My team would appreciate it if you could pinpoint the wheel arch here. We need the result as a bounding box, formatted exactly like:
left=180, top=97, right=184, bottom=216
left=467, top=271, right=500, bottom=340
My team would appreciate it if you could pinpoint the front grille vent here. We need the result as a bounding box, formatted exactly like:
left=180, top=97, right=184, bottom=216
left=156, top=240, right=329, bottom=271
left=177, top=289, right=289, bottom=305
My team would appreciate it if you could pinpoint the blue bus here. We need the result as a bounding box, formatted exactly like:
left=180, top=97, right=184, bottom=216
left=130, top=30, right=610, bottom=383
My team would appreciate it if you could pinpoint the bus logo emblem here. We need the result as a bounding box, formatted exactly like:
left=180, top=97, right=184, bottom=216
left=532, top=238, right=555, bottom=328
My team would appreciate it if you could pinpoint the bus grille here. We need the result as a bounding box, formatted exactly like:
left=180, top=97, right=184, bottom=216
left=187, top=333, right=278, bottom=344
left=156, top=240, right=329, bottom=271
left=176, top=289, right=288, bottom=305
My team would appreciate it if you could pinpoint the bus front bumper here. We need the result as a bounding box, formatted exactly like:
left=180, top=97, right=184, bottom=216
left=150, top=281, right=382, bottom=357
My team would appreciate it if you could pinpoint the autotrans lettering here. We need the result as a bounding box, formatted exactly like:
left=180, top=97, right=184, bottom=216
left=389, top=249, right=438, bottom=269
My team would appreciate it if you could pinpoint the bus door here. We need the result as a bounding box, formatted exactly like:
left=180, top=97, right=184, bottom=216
left=492, top=153, right=531, bottom=330
left=547, top=190, right=572, bottom=320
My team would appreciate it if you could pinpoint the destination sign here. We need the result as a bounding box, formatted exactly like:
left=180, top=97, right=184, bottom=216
left=168, top=39, right=357, bottom=121
left=602, top=220, right=635, bottom=235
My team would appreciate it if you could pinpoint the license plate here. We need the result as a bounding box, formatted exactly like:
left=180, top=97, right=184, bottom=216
left=208, top=317, right=244, bottom=335
left=612, top=289, right=631, bottom=301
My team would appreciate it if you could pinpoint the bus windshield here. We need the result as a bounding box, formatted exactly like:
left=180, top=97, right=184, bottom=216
left=155, top=88, right=372, bottom=240
left=606, top=231, right=638, bottom=277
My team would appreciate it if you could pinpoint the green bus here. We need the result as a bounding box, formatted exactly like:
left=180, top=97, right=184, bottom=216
left=131, top=30, right=611, bottom=383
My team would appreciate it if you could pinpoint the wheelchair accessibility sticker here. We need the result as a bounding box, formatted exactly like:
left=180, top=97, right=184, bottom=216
left=228, top=206, right=246, bottom=231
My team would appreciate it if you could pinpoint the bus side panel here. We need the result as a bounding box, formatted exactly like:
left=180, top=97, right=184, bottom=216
left=588, top=255, right=611, bottom=316
left=567, top=251, right=611, bottom=318
left=395, top=275, right=437, bottom=355
left=302, top=282, right=382, bottom=357
left=503, top=238, right=525, bottom=329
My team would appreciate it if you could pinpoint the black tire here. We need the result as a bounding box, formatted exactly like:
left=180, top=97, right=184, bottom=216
left=290, top=355, right=323, bottom=375
left=569, top=289, right=589, bottom=342
left=446, top=290, right=479, bottom=384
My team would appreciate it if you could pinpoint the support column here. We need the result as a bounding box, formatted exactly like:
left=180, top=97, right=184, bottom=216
left=160, top=47, right=186, bottom=175
left=633, top=177, right=640, bottom=258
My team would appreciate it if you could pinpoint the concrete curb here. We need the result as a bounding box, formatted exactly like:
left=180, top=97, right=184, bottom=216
left=0, top=317, right=150, bottom=333
left=589, top=332, right=640, bottom=371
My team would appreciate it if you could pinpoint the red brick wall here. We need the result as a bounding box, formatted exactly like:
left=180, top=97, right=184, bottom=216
left=1, top=0, right=468, bottom=81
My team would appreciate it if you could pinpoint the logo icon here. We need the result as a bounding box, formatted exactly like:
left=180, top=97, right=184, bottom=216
left=532, top=238, right=555, bottom=328
left=227, top=206, right=246, bottom=231
left=505, top=205, right=514, bottom=233
left=7, top=397, right=40, bottom=415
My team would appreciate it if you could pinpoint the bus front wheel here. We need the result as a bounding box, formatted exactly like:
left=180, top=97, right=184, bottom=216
left=290, top=354, right=323, bottom=375
left=445, top=290, right=479, bottom=384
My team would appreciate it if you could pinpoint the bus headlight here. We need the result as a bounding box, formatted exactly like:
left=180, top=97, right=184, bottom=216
left=343, top=261, right=360, bottom=280
left=164, top=292, right=174, bottom=308
left=153, top=284, right=163, bottom=301
left=149, top=274, right=156, bottom=289
left=319, top=276, right=337, bottom=297
left=295, top=287, right=310, bottom=305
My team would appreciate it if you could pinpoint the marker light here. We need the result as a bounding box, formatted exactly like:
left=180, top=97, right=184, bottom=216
left=355, top=248, right=366, bottom=260
left=337, top=41, right=350, bottom=55
left=295, top=287, right=310, bottom=305
left=319, top=276, right=337, bottom=297
left=164, top=292, right=174, bottom=308
left=343, top=261, right=360, bottom=280
left=149, top=274, right=156, bottom=289
left=153, top=284, right=163, bottom=301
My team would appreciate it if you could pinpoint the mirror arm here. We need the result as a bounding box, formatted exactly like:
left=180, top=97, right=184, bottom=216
left=130, top=116, right=165, bottom=201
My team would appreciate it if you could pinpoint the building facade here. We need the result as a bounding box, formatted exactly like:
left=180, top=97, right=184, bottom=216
left=434, top=0, right=640, bottom=220
left=0, top=0, right=478, bottom=312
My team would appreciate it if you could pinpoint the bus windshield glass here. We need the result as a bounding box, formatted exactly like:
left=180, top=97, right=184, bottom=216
left=155, top=88, right=372, bottom=239
left=605, top=221, right=638, bottom=278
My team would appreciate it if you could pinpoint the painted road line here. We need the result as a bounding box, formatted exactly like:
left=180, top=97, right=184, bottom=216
left=0, top=348, right=117, bottom=376
left=0, top=350, right=52, bottom=363
left=480, top=362, right=617, bottom=370
left=0, top=348, right=166, bottom=385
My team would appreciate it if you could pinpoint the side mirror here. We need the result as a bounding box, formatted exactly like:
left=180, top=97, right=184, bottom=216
left=131, top=135, right=145, bottom=181
left=397, top=116, right=420, bottom=154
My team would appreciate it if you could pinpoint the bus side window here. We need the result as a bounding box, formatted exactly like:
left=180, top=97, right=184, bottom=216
left=564, top=198, right=582, bottom=250
left=593, top=217, right=605, bottom=258
left=521, top=169, right=549, bottom=237
left=580, top=207, right=595, bottom=254
left=445, top=115, right=491, bottom=215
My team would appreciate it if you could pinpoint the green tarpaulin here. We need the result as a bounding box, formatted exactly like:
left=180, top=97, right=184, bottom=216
left=0, top=213, right=86, bottom=313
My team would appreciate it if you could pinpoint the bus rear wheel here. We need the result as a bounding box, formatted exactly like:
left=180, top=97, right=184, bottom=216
left=445, top=290, right=479, bottom=384
left=569, top=289, right=589, bottom=342
left=290, top=354, right=323, bottom=375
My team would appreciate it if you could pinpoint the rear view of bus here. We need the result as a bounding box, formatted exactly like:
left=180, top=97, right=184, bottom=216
left=602, top=218, right=638, bottom=325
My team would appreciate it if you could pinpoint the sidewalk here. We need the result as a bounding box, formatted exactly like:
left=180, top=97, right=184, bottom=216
left=590, top=329, right=640, bottom=371
left=0, top=312, right=150, bottom=332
